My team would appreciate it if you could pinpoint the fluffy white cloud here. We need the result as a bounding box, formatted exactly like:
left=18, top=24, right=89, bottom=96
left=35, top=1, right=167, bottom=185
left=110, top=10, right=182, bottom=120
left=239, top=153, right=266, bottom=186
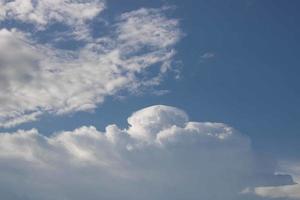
left=127, top=105, right=189, bottom=141
left=0, top=105, right=295, bottom=200
left=0, top=4, right=182, bottom=128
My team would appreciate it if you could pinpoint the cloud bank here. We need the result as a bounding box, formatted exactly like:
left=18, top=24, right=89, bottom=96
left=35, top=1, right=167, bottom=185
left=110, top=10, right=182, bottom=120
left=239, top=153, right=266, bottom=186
left=0, top=1, right=182, bottom=128
left=0, top=105, right=295, bottom=200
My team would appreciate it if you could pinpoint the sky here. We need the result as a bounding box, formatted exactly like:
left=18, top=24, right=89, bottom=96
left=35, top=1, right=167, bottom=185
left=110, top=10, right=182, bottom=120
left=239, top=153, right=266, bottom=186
left=0, top=0, right=299, bottom=200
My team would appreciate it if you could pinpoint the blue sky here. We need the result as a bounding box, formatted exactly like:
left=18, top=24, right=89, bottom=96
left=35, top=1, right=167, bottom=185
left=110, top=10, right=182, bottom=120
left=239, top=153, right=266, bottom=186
left=0, top=0, right=299, bottom=199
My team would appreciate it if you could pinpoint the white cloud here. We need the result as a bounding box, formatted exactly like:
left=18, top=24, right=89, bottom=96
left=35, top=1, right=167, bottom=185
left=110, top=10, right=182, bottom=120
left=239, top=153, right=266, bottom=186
left=0, top=105, right=294, bottom=200
left=201, top=52, right=215, bottom=59
left=0, top=0, right=105, bottom=40
left=127, top=105, right=189, bottom=141
left=254, top=184, right=300, bottom=199
left=251, top=162, right=300, bottom=199
left=0, top=5, right=182, bottom=128
left=0, top=0, right=105, bottom=27
left=117, top=7, right=182, bottom=50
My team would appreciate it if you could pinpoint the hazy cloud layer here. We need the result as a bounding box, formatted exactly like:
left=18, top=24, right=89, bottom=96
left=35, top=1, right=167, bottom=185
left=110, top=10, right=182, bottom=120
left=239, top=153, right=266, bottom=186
left=0, top=1, right=182, bottom=127
left=0, top=105, right=295, bottom=200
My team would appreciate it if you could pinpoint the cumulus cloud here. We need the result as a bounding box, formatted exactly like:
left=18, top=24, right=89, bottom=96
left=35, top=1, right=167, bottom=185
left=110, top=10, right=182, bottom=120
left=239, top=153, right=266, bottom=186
left=0, top=2, right=182, bottom=128
left=0, top=105, right=295, bottom=200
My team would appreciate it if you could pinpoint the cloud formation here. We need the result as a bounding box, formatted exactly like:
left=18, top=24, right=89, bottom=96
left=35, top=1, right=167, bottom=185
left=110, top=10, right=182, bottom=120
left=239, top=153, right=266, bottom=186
left=0, top=1, right=182, bottom=128
left=0, top=105, right=295, bottom=200
left=252, top=162, right=300, bottom=199
left=0, top=0, right=105, bottom=27
left=201, top=52, right=215, bottom=59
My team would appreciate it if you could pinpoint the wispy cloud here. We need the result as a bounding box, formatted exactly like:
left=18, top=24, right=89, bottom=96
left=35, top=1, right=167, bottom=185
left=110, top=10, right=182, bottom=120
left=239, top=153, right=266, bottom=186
left=201, top=52, right=215, bottom=59
left=0, top=0, right=105, bottom=40
left=0, top=2, right=182, bottom=128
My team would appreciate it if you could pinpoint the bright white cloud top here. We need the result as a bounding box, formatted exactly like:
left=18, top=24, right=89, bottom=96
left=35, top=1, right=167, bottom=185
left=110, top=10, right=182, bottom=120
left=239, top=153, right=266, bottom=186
left=0, top=1, right=182, bottom=128
left=0, top=105, right=296, bottom=200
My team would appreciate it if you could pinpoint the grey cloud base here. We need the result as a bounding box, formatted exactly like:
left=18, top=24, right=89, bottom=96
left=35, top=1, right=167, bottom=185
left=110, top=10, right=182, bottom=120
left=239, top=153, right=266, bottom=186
left=0, top=105, right=295, bottom=200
